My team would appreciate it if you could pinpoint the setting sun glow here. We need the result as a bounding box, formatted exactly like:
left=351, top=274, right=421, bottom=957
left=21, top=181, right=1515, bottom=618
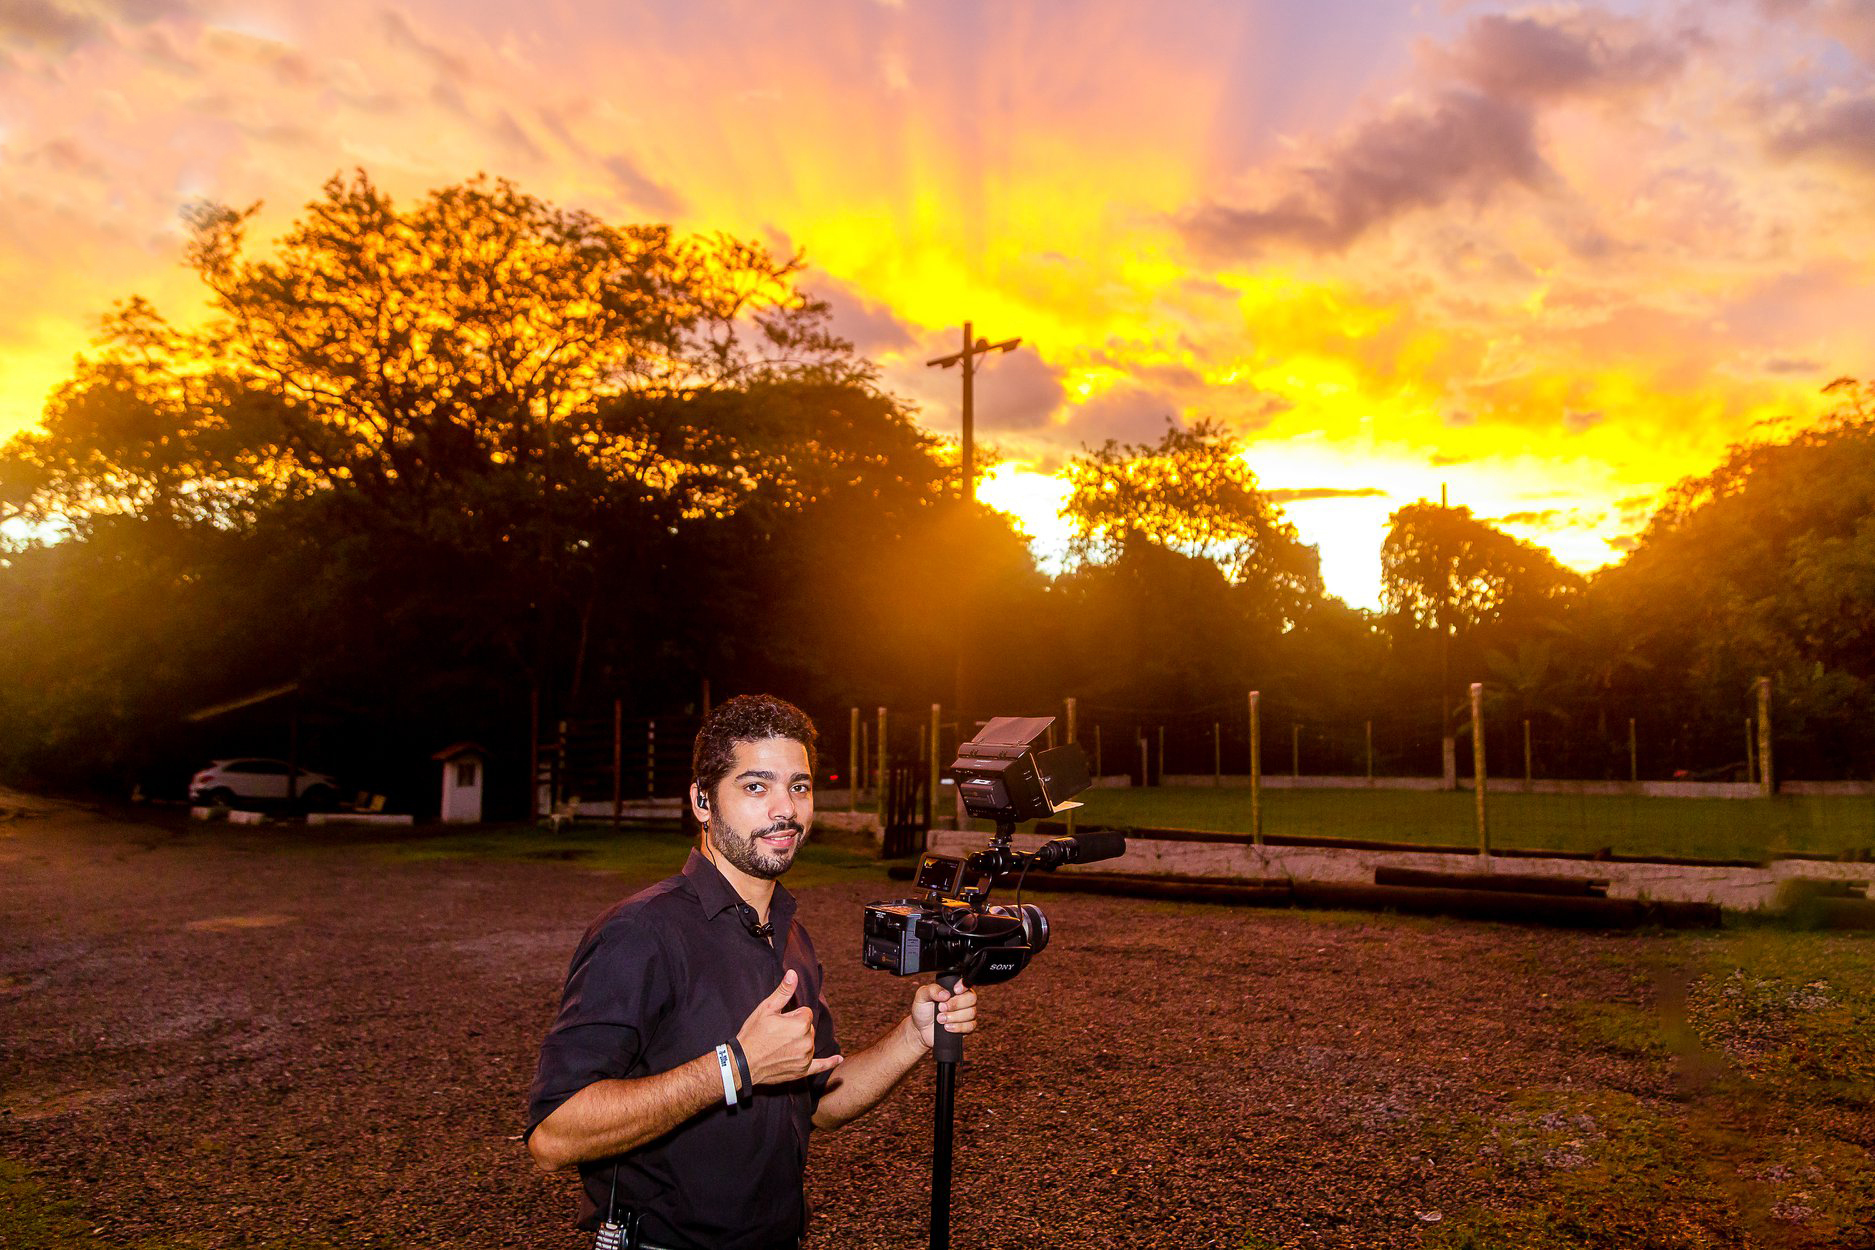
left=3, top=1, right=1870, bottom=605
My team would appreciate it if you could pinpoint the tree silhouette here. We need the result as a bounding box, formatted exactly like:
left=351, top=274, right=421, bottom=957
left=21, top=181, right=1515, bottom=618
left=1380, top=501, right=1582, bottom=635
left=0, top=172, right=960, bottom=796
left=1062, top=417, right=1323, bottom=626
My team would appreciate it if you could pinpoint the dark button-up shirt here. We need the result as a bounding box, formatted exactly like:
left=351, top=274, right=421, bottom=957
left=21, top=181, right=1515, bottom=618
left=527, top=851, right=839, bottom=1250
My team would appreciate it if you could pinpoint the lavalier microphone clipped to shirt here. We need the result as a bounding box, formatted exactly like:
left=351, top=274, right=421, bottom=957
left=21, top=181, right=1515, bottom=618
left=737, top=902, right=773, bottom=942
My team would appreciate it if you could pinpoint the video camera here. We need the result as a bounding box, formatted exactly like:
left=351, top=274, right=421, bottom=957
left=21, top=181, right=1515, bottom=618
left=861, top=715, right=1125, bottom=985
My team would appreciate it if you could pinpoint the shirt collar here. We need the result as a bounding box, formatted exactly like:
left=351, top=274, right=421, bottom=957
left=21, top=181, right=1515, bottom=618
left=682, top=847, right=797, bottom=924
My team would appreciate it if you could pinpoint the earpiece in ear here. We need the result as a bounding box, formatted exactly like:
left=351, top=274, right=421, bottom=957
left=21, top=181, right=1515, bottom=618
left=696, top=793, right=709, bottom=811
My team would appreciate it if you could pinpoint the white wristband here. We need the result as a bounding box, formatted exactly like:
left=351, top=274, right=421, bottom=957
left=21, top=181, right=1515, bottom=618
left=715, top=1043, right=738, bottom=1106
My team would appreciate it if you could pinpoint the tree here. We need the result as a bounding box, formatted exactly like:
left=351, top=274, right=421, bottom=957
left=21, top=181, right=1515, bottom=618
left=1597, top=378, right=1875, bottom=776
left=1061, top=418, right=1323, bottom=626
left=0, top=172, right=959, bottom=795
left=1380, top=502, right=1582, bottom=635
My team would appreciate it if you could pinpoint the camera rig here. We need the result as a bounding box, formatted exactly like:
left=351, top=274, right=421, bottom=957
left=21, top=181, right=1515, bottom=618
left=861, top=715, right=1125, bottom=1250
left=861, top=829, right=1127, bottom=984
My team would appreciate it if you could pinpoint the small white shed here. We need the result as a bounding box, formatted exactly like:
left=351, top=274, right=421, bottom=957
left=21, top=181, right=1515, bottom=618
left=432, top=742, right=488, bottom=824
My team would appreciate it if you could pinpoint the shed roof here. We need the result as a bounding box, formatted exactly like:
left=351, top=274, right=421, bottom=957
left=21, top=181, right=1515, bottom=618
left=431, top=741, right=489, bottom=762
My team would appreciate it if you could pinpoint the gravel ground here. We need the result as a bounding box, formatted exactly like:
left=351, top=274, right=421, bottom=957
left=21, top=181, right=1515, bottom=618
left=0, top=794, right=1735, bottom=1248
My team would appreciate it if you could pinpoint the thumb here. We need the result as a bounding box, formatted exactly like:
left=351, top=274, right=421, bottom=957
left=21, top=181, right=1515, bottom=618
left=759, top=969, right=798, bottom=1012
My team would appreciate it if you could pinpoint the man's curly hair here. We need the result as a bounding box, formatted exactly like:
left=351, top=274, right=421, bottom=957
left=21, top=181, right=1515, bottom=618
left=692, top=694, right=819, bottom=797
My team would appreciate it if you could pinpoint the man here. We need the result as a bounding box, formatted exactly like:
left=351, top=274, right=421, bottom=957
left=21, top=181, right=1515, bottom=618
left=526, top=694, right=977, bottom=1249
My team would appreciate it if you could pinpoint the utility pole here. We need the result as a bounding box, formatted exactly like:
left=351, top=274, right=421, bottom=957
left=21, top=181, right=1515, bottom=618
left=1439, top=482, right=1456, bottom=790
left=927, top=320, right=1022, bottom=503
left=927, top=320, right=1022, bottom=727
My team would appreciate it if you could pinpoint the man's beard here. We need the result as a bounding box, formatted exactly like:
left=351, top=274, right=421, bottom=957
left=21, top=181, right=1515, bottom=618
left=709, top=815, right=807, bottom=880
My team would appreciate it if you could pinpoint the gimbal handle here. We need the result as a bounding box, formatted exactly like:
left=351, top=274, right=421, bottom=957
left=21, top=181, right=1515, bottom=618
left=932, top=971, right=965, bottom=1064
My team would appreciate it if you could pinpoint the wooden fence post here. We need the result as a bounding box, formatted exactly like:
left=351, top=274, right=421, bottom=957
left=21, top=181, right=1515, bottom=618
left=1628, top=717, right=1638, bottom=783
left=528, top=684, right=540, bottom=824
left=1064, top=698, right=1078, bottom=835
left=929, top=703, right=942, bottom=838
left=848, top=707, right=860, bottom=814
left=645, top=719, right=655, bottom=798
left=1471, top=682, right=1488, bottom=862
left=1757, top=677, right=1774, bottom=796
left=876, top=706, right=888, bottom=832
left=1249, top=691, right=1262, bottom=846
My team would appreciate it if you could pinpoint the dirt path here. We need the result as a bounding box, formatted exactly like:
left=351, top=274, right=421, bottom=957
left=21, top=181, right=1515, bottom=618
left=0, top=794, right=1726, bottom=1248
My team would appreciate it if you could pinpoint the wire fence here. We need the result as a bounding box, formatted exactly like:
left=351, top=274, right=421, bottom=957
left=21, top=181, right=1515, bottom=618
left=529, top=683, right=1875, bottom=862
left=815, top=684, right=1875, bottom=864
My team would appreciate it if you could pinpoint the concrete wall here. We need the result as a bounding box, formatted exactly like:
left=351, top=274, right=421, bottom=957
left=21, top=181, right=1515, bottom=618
left=1157, top=775, right=1875, bottom=798
left=926, top=827, right=1874, bottom=912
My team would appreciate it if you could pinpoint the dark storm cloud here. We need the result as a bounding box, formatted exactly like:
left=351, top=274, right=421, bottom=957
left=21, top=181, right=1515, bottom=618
left=1182, top=88, right=1551, bottom=256
left=0, top=0, right=191, bottom=53
left=19, top=136, right=111, bottom=181
left=1435, top=11, right=1688, bottom=103
left=1769, top=92, right=1875, bottom=173
left=971, top=349, right=1067, bottom=432
left=1763, top=355, right=1823, bottom=375
left=1181, top=7, right=1695, bottom=257
left=600, top=153, right=685, bottom=220
left=0, top=0, right=101, bottom=50
left=1221, top=389, right=1295, bottom=431
left=810, top=277, right=917, bottom=357
left=1085, top=349, right=1205, bottom=393
left=1059, top=389, right=1181, bottom=447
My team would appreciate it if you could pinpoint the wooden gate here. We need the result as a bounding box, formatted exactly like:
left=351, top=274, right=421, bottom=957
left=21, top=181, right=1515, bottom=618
left=534, top=708, right=699, bottom=824
left=880, top=761, right=929, bottom=859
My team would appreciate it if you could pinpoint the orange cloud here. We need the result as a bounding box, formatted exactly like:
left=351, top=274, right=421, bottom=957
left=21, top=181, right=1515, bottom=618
left=2, top=0, right=1870, bottom=609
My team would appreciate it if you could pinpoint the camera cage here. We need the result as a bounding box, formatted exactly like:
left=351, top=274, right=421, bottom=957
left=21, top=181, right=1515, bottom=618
left=861, top=714, right=1103, bottom=984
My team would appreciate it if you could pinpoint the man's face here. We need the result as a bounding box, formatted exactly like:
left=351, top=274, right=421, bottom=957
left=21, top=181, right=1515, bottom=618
left=698, top=736, right=815, bottom=881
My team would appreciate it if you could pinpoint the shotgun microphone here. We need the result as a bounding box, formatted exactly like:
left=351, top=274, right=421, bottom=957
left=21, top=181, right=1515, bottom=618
left=1033, top=832, right=1128, bottom=869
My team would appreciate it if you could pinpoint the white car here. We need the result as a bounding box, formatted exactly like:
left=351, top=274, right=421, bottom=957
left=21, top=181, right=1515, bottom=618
left=189, top=759, right=341, bottom=809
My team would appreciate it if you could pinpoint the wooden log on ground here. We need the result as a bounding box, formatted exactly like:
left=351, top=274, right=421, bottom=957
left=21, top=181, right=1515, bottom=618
left=1814, top=898, right=1875, bottom=930
left=1375, top=865, right=1609, bottom=897
left=1290, top=881, right=1720, bottom=929
left=884, top=865, right=1719, bottom=927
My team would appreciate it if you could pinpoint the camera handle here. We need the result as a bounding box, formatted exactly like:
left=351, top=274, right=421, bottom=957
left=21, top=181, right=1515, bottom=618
left=929, top=970, right=965, bottom=1250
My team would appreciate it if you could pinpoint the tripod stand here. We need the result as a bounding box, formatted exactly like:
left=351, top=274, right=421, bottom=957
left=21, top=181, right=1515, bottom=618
left=929, top=970, right=966, bottom=1250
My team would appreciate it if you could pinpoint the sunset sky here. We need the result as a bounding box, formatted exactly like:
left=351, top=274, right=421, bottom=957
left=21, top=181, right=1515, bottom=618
left=3, top=0, right=1872, bottom=606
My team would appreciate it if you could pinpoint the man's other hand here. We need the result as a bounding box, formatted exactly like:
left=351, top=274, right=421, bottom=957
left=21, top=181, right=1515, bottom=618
left=737, top=970, right=842, bottom=1085
left=909, top=980, right=979, bottom=1050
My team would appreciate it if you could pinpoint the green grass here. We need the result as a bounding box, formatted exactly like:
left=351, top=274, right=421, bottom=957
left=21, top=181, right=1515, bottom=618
left=0, top=1162, right=92, bottom=1250
left=1683, top=930, right=1875, bottom=1107
left=1416, top=929, right=1875, bottom=1250
left=0, top=1161, right=371, bottom=1250
left=365, top=821, right=893, bottom=889
left=359, top=786, right=1875, bottom=875
left=1065, top=786, right=1875, bottom=861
